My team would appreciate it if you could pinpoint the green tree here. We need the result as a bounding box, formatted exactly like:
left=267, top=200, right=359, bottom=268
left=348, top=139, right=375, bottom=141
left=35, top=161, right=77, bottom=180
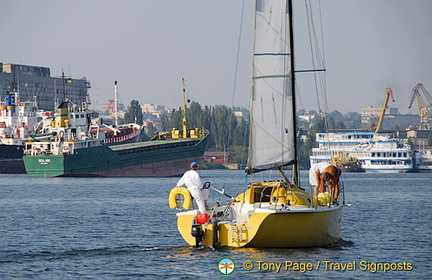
left=124, top=100, right=143, bottom=125
left=233, top=118, right=248, bottom=146
left=166, top=108, right=182, bottom=130
left=210, top=105, right=237, bottom=151
left=187, top=101, right=209, bottom=129
left=298, top=134, right=313, bottom=169
left=309, top=116, right=326, bottom=135
left=228, top=145, right=248, bottom=167
left=345, top=112, right=362, bottom=129
left=144, top=122, right=157, bottom=140
left=159, top=113, right=169, bottom=132
left=225, top=117, right=249, bottom=166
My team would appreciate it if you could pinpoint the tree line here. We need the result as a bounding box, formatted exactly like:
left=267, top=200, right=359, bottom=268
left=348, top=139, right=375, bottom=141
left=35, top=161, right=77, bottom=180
left=123, top=100, right=432, bottom=169
left=123, top=100, right=249, bottom=166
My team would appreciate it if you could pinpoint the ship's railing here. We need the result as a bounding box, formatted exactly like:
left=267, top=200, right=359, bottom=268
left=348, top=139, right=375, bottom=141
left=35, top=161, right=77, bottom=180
left=155, top=127, right=206, bottom=140
left=24, top=141, right=75, bottom=156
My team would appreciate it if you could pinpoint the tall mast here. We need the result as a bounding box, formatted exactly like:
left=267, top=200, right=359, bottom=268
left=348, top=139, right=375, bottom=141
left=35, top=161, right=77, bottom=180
left=114, top=81, right=118, bottom=127
left=181, top=78, right=188, bottom=138
left=288, top=0, right=299, bottom=186
left=11, top=64, right=19, bottom=102
left=62, top=70, right=66, bottom=101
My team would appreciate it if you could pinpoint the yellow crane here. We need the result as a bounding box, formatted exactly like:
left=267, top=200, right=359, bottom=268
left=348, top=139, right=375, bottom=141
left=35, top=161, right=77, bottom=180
left=375, top=87, right=395, bottom=133
left=408, top=83, right=432, bottom=130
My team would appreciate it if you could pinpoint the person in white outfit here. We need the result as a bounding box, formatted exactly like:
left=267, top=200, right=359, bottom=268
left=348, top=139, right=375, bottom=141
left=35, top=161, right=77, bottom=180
left=309, top=162, right=331, bottom=198
left=176, top=162, right=209, bottom=213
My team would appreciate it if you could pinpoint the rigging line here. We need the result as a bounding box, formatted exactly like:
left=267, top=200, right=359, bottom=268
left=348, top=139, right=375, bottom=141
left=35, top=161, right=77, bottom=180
left=295, top=79, right=304, bottom=110
left=230, top=0, right=246, bottom=109
left=307, top=0, right=329, bottom=117
left=305, top=1, right=327, bottom=118
left=318, top=0, right=326, bottom=68
left=223, top=0, right=246, bottom=190
left=316, top=0, right=329, bottom=125
left=305, top=0, right=330, bottom=140
left=304, top=0, right=321, bottom=112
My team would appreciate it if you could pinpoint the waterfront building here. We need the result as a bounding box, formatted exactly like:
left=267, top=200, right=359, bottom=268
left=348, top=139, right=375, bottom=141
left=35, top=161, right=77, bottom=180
left=102, top=100, right=125, bottom=115
left=0, top=62, right=91, bottom=111
left=361, top=105, right=420, bottom=130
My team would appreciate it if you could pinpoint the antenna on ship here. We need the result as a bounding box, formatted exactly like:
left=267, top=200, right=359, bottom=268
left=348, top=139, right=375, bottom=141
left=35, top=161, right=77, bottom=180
left=114, top=81, right=118, bottom=127
left=181, top=78, right=190, bottom=138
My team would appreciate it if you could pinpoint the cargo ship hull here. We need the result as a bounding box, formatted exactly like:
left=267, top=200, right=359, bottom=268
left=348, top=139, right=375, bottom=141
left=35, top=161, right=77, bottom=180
left=23, top=136, right=208, bottom=177
left=0, top=144, right=26, bottom=173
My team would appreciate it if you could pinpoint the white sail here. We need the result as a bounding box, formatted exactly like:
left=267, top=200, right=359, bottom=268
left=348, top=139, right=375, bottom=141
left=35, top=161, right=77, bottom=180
left=248, top=0, right=295, bottom=172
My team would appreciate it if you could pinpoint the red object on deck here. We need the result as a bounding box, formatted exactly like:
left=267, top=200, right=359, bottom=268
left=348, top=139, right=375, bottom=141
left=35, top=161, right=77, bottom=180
left=195, top=214, right=210, bottom=224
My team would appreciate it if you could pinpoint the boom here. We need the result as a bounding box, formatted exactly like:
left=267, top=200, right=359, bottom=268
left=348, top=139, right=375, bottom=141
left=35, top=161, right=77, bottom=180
left=375, top=87, right=395, bottom=133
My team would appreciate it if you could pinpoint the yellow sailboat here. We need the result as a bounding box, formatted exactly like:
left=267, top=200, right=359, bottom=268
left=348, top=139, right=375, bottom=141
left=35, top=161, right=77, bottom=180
left=169, top=0, right=344, bottom=248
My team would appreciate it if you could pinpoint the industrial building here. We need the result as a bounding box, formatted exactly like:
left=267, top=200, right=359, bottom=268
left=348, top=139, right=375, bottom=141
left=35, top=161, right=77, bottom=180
left=0, top=62, right=91, bottom=111
left=360, top=106, right=421, bottom=130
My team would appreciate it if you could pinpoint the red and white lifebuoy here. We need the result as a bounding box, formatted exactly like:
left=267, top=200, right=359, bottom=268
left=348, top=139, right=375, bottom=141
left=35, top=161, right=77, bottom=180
left=63, top=145, right=69, bottom=152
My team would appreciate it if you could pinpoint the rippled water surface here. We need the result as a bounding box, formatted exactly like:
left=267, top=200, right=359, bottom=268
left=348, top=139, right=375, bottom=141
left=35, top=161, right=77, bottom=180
left=0, top=170, right=430, bottom=279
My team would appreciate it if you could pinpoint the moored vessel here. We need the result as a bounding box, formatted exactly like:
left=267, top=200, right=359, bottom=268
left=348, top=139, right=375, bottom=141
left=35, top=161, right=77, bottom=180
left=413, top=148, right=432, bottom=172
left=311, top=132, right=413, bottom=173
left=23, top=80, right=208, bottom=177
left=0, top=90, right=46, bottom=173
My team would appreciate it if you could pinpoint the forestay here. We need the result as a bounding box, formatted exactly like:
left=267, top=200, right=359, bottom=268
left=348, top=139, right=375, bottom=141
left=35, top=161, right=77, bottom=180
left=248, top=0, right=295, bottom=173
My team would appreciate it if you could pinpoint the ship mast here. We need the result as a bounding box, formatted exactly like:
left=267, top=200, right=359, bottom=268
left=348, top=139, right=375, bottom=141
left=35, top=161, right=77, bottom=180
left=62, top=70, right=66, bottom=101
left=181, top=78, right=188, bottom=138
left=288, top=0, right=299, bottom=187
left=114, top=81, right=118, bottom=127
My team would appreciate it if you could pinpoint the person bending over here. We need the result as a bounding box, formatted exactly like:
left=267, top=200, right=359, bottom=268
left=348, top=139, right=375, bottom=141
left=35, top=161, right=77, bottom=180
left=320, top=165, right=342, bottom=200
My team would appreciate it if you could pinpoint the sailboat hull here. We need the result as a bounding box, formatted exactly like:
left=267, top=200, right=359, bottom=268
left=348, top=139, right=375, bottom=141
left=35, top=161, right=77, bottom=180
left=177, top=206, right=342, bottom=248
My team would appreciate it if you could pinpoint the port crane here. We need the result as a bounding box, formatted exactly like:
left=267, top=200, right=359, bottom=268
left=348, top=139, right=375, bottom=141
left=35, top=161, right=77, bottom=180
left=375, top=87, right=395, bottom=133
left=408, top=83, right=432, bottom=130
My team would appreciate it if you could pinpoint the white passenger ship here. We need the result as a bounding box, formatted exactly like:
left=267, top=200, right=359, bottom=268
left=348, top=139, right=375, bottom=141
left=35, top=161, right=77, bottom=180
left=310, top=132, right=413, bottom=173
left=413, top=148, right=432, bottom=172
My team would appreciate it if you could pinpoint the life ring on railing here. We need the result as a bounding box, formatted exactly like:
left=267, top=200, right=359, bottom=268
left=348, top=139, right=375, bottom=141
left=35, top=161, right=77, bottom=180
left=169, top=187, right=192, bottom=209
left=63, top=145, right=69, bottom=152
left=32, top=146, right=37, bottom=151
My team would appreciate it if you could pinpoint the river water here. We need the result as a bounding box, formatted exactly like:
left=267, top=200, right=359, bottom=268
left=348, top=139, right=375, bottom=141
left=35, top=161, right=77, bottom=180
left=0, top=170, right=430, bottom=279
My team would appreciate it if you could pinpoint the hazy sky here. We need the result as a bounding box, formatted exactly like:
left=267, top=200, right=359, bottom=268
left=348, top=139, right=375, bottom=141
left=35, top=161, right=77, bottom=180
left=1, top=0, right=431, bottom=114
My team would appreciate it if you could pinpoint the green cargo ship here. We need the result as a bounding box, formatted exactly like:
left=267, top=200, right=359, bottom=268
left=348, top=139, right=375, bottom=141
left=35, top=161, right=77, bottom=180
left=23, top=132, right=208, bottom=177
left=23, top=78, right=208, bottom=177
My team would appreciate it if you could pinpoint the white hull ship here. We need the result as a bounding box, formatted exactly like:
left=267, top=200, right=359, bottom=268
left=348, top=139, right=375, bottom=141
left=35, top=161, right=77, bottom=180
left=310, top=132, right=413, bottom=173
left=413, top=148, right=432, bottom=172
left=0, top=90, right=46, bottom=173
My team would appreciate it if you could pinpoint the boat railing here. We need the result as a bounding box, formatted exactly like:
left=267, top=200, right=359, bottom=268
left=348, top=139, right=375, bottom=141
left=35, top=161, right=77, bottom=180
left=154, top=127, right=206, bottom=140
left=24, top=141, right=75, bottom=156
